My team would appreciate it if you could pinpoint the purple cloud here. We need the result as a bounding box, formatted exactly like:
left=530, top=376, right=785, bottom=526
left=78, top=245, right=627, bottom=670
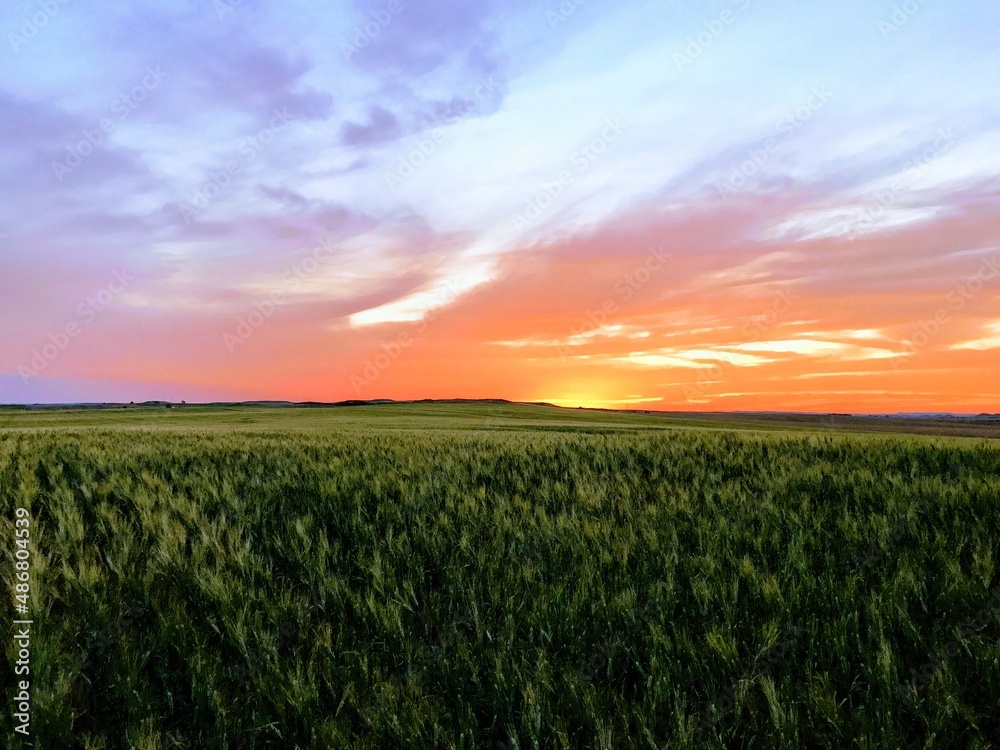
left=341, top=105, right=404, bottom=146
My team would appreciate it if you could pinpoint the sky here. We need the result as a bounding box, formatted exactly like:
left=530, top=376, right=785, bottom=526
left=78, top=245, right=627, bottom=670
left=1, top=0, right=998, bottom=412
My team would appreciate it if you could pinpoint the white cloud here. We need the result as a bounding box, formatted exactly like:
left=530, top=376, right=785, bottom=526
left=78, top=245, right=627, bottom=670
left=950, top=321, right=1000, bottom=351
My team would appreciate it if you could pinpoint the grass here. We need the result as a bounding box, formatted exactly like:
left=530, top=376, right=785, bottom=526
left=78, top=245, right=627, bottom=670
left=1, top=404, right=998, bottom=748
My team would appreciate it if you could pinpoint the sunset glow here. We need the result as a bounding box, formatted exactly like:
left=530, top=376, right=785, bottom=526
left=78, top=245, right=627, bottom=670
left=2, top=1, right=998, bottom=411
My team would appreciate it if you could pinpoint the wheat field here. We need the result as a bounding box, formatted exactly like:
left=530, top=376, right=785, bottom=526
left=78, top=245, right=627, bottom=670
left=1, top=404, right=998, bottom=748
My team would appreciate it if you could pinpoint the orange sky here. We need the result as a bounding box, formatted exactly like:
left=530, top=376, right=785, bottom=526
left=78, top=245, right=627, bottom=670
left=17, top=197, right=991, bottom=412
left=330, top=203, right=1000, bottom=413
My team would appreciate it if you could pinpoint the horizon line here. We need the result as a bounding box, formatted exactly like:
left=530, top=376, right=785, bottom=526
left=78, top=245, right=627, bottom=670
left=2, top=398, right=997, bottom=419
